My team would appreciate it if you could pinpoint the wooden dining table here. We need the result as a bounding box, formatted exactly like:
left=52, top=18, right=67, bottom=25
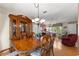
left=10, top=35, right=54, bottom=56
left=12, top=38, right=41, bottom=51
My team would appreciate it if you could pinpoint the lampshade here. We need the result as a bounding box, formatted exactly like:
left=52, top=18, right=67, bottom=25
left=32, top=19, right=35, bottom=22
left=34, top=18, right=39, bottom=22
left=40, top=19, right=45, bottom=23
left=32, top=18, right=46, bottom=24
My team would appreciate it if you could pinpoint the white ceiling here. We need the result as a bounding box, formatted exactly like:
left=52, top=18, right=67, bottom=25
left=0, top=3, right=78, bottom=25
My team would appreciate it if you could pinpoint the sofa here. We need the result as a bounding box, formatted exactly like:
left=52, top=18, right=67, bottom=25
left=62, top=34, right=77, bottom=47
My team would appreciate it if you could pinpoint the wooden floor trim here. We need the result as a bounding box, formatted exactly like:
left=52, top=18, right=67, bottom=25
left=0, top=48, right=10, bottom=53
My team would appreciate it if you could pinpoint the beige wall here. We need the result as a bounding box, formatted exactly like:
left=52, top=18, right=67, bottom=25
left=0, top=8, right=10, bottom=50
left=76, top=4, right=79, bottom=47
left=77, top=13, right=79, bottom=47
left=78, top=17, right=79, bottom=36
left=67, top=23, right=77, bottom=34
left=76, top=18, right=79, bottom=47
left=63, top=22, right=77, bottom=34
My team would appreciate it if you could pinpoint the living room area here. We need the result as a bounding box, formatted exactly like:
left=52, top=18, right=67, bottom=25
left=0, top=3, right=78, bottom=56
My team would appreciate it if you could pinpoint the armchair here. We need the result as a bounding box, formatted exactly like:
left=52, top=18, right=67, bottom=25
left=62, top=34, right=77, bottom=47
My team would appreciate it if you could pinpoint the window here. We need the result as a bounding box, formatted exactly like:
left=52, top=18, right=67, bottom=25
left=52, top=26, right=63, bottom=34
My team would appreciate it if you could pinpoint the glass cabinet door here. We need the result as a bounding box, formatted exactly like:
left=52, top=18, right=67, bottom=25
left=20, top=22, right=27, bottom=33
left=12, top=20, right=16, bottom=36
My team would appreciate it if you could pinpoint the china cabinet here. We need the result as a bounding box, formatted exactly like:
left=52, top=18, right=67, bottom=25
left=9, top=14, right=32, bottom=40
left=9, top=14, right=39, bottom=51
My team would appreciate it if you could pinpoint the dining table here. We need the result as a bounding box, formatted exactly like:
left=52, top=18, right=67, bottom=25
left=7, top=38, right=41, bottom=56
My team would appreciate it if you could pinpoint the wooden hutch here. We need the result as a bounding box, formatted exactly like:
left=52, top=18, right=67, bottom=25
left=9, top=14, right=32, bottom=39
left=9, top=14, right=40, bottom=51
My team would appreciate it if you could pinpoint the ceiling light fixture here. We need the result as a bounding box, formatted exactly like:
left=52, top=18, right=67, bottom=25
left=33, top=3, right=45, bottom=24
left=34, top=18, right=39, bottom=22
left=32, top=19, right=35, bottom=22
left=33, top=3, right=40, bottom=23
left=34, top=3, right=39, bottom=8
left=40, top=19, right=45, bottom=23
